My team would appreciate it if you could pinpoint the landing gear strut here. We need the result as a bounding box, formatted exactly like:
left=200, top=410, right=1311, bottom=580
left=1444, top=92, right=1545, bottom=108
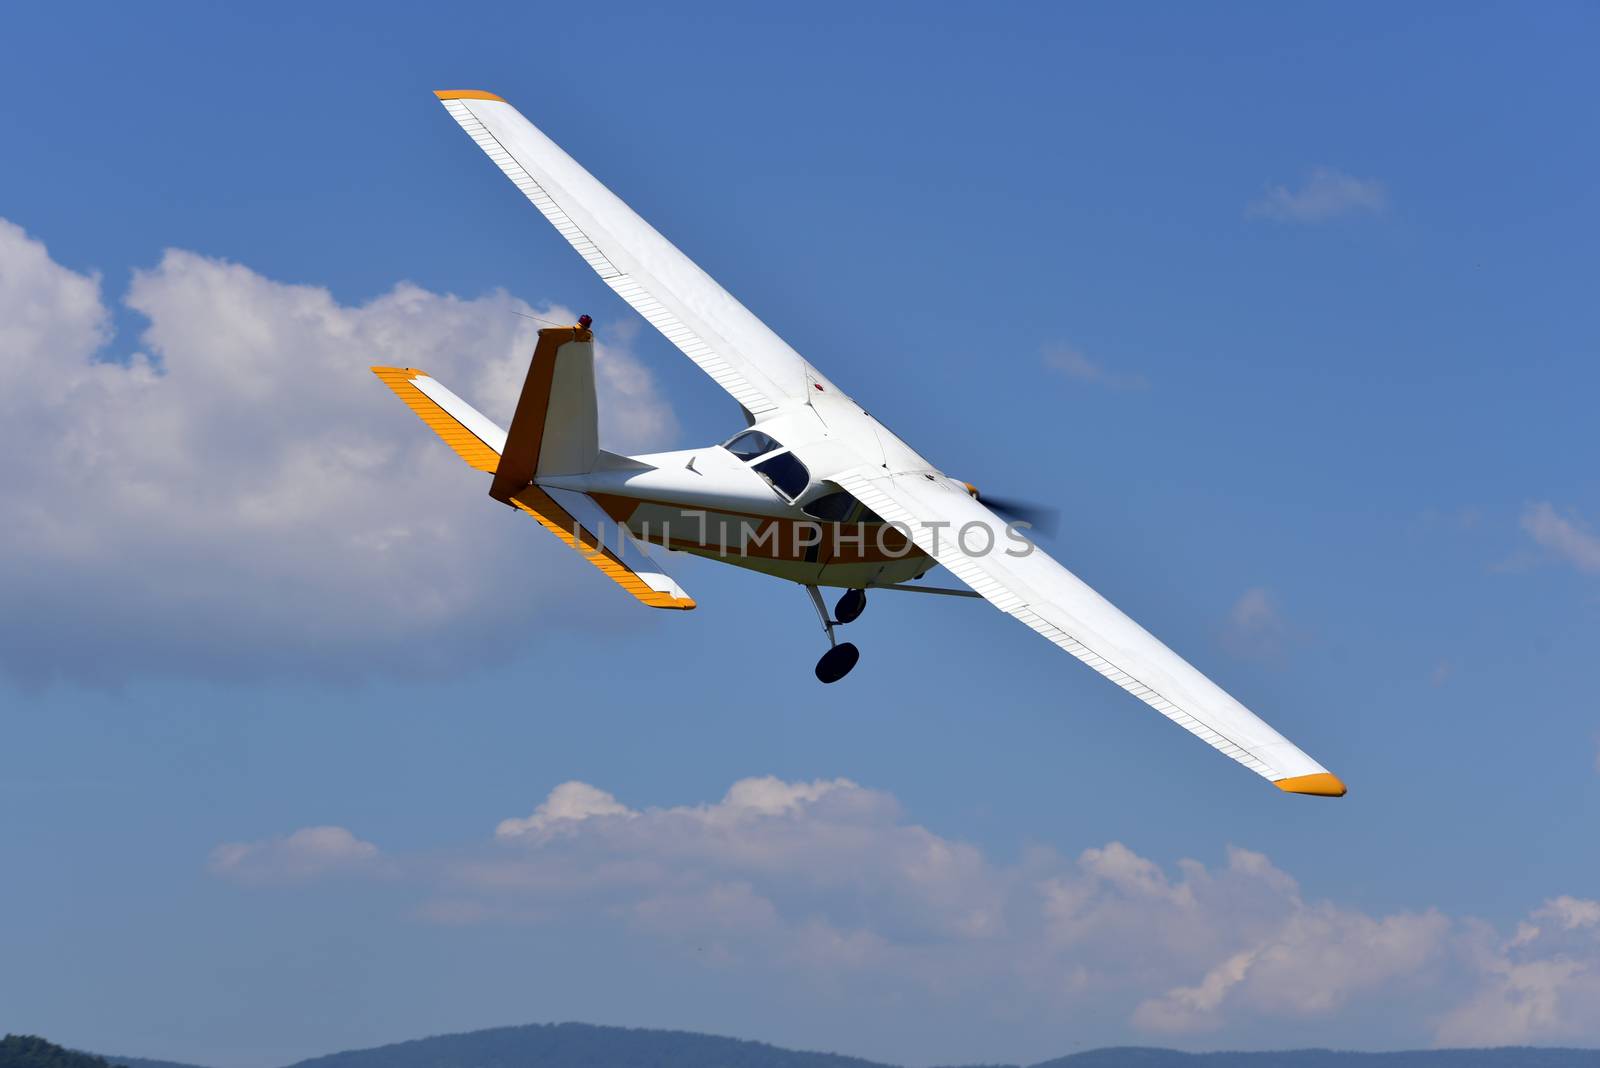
left=807, top=585, right=862, bottom=683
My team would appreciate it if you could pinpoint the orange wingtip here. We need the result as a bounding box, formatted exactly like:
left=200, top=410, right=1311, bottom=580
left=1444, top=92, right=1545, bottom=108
left=434, top=89, right=504, bottom=102
left=1274, top=773, right=1348, bottom=798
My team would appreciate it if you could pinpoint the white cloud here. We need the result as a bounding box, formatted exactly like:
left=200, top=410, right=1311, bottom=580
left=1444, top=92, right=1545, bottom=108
left=215, top=775, right=1600, bottom=1047
left=0, top=219, right=677, bottom=683
left=1134, top=898, right=1448, bottom=1032
left=209, top=825, right=382, bottom=884
left=1247, top=167, right=1388, bottom=223
left=455, top=776, right=996, bottom=949
left=1538, top=896, right=1600, bottom=931
left=1521, top=501, right=1600, bottom=575
left=1042, top=344, right=1147, bottom=390
left=493, top=776, right=877, bottom=841
left=1434, top=896, right=1600, bottom=1046
left=495, top=781, right=634, bottom=837
left=1037, top=842, right=1449, bottom=1034
left=1221, top=586, right=1288, bottom=660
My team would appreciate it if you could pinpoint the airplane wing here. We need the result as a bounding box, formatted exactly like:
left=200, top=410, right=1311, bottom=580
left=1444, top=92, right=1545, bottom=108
left=435, top=90, right=836, bottom=420
left=836, top=469, right=1346, bottom=796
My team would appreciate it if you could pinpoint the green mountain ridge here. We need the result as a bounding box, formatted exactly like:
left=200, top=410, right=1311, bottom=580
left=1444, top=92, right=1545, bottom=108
left=5, top=1022, right=1594, bottom=1068
left=1, top=1035, right=124, bottom=1068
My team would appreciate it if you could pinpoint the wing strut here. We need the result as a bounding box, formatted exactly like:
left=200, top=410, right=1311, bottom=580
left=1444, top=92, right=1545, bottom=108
left=870, top=583, right=983, bottom=598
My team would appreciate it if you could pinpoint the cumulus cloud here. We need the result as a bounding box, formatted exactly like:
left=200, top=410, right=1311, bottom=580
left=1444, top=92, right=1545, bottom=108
left=495, top=780, right=634, bottom=837
left=1042, top=344, right=1147, bottom=390
left=0, top=218, right=678, bottom=684
left=494, top=775, right=866, bottom=841
left=1434, top=896, right=1600, bottom=1045
left=209, top=825, right=382, bottom=884
left=1035, top=842, right=1450, bottom=1034
left=1247, top=167, right=1388, bottom=223
left=1133, top=892, right=1448, bottom=1032
left=216, top=776, right=1600, bottom=1046
left=1521, top=502, right=1600, bottom=575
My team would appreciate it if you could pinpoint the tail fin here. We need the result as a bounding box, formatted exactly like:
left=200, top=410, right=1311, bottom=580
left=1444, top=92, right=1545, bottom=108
left=372, top=343, right=692, bottom=610
left=490, top=325, right=598, bottom=502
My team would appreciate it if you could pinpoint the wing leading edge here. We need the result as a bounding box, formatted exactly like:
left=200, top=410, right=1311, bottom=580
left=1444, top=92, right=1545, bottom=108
left=434, top=89, right=838, bottom=419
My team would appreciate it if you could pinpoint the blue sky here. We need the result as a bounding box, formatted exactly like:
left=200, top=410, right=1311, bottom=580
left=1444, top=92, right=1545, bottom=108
left=2, top=3, right=1598, bottom=1066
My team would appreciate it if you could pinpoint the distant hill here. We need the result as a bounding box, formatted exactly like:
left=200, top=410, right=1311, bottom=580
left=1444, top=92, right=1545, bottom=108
left=95, top=1057, right=208, bottom=1068
left=278, top=1024, right=1600, bottom=1068
left=288, top=1022, right=892, bottom=1068
left=65, top=1021, right=1599, bottom=1068
left=1, top=1035, right=125, bottom=1068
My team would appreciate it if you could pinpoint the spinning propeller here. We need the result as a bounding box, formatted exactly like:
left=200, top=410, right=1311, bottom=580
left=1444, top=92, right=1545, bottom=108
left=964, top=484, right=1060, bottom=538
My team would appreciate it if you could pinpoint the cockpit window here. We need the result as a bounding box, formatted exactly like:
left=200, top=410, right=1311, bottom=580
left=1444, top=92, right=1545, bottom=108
left=802, top=490, right=859, bottom=523
left=753, top=451, right=810, bottom=500
left=724, top=430, right=781, bottom=461
left=801, top=486, right=885, bottom=524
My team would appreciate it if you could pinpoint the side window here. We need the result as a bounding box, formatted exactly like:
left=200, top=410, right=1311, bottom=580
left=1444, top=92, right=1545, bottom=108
left=802, top=490, right=859, bottom=523
left=753, top=452, right=810, bottom=500
left=725, top=431, right=781, bottom=461
left=801, top=487, right=885, bottom=524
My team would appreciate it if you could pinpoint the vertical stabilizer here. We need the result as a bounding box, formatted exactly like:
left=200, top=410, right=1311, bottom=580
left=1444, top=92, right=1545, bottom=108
left=490, top=325, right=599, bottom=502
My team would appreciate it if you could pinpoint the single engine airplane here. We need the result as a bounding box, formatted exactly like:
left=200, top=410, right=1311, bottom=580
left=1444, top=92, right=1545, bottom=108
left=373, top=89, right=1346, bottom=798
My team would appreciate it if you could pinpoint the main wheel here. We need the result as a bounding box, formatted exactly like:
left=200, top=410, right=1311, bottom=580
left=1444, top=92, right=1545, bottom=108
left=834, top=588, right=867, bottom=625
left=814, top=642, right=860, bottom=683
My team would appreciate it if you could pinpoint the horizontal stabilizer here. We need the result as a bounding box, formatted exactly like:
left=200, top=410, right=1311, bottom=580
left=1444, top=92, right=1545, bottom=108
left=372, top=365, right=691, bottom=610
left=510, top=485, right=695, bottom=610
left=371, top=366, right=506, bottom=473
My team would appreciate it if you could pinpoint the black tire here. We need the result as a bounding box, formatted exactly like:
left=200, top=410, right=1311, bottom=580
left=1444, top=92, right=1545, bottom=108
left=814, top=642, right=860, bottom=683
left=834, top=588, right=867, bottom=624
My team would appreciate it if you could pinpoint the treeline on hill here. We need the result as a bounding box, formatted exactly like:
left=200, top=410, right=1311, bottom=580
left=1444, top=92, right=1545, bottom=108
left=0, top=1036, right=124, bottom=1068
left=288, top=1022, right=892, bottom=1068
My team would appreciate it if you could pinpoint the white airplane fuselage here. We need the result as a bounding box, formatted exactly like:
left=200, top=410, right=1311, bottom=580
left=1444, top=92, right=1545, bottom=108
left=539, top=400, right=941, bottom=589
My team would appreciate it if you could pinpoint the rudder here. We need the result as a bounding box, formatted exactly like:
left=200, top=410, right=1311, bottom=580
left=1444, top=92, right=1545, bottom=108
left=490, top=325, right=598, bottom=502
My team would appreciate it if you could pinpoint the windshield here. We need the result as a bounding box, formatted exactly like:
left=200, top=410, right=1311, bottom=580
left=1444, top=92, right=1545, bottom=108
left=724, top=430, right=781, bottom=461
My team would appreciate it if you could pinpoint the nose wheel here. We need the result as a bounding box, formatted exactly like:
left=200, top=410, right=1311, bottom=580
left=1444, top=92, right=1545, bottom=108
left=806, top=585, right=868, bottom=683
left=815, top=642, right=860, bottom=683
